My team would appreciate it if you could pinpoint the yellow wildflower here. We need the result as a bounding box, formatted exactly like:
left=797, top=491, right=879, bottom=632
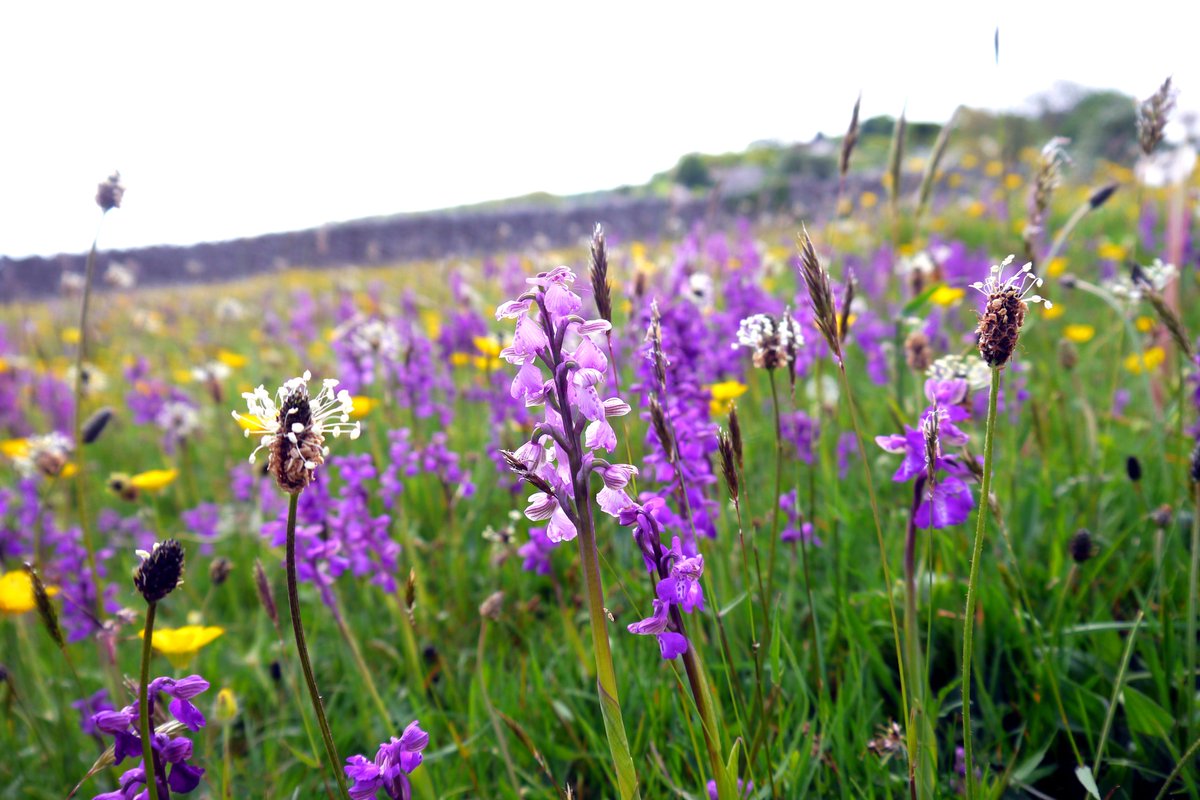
left=1, top=439, right=30, bottom=460
left=1124, top=347, right=1166, bottom=374
left=216, top=350, right=247, bottom=369
left=859, top=191, right=878, bottom=210
left=1004, top=173, right=1023, bottom=190
left=473, top=337, right=503, bottom=358
left=450, top=352, right=470, bottom=367
left=1135, top=316, right=1155, bottom=333
left=1064, top=324, right=1095, bottom=343
left=960, top=153, right=980, bottom=170
left=1097, top=242, right=1127, bottom=261
left=173, top=369, right=194, bottom=384
left=140, top=625, right=225, bottom=668
left=707, top=381, right=748, bottom=415
left=421, top=310, right=442, bottom=339
left=214, top=688, right=239, bottom=724
left=966, top=200, right=986, bottom=218
left=350, top=396, right=377, bottom=417
left=930, top=286, right=965, bottom=306
left=61, top=327, right=81, bottom=344
left=1043, top=304, right=1065, bottom=320
left=0, top=570, right=57, bottom=615
left=947, top=172, right=963, bottom=188
left=1046, top=257, right=1067, bottom=278
left=129, top=469, right=178, bottom=492
left=984, top=160, right=1004, bottom=178
left=472, top=355, right=501, bottom=371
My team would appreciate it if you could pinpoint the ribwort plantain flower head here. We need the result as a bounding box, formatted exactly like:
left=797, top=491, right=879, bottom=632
left=971, top=255, right=1051, bottom=368
left=96, top=171, right=125, bottom=212
left=133, top=539, right=186, bottom=604
left=232, top=370, right=361, bottom=494
left=733, top=309, right=804, bottom=372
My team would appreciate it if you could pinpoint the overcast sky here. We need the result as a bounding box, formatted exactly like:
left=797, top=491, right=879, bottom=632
left=1, top=1, right=1195, bottom=258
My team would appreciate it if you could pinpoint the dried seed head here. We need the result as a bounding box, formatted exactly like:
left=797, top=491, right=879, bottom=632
left=24, top=563, right=64, bottom=648
left=96, top=172, right=125, bottom=212
left=797, top=226, right=842, bottom=360
left=271, top=383, right=323, bottom=493
left=649, top=394, right=674, bottom=461
left=972, top=256, right=1050, bottom=368
left=840, top=94, right=861, bottom=179
left=717, top=429, right=739, bottom=502
left=1143, top=289, right=1192, bottom=357
left=1088, top=182, right=1119, bottom=210
left=1137, top=77, right=1176, bottom=156
left=1031, top=137, right=1071, bottom=234
left=646, top=301, right=668, bottom=390
left=253, top=559, right=278, bottom=626
left=904, top=331, right=933, bottom=373
left=728, top=406, right=744, bottom=471
left=82, top=407, right=115, bottom=445
left=1069, top=529, right=1096, bottom=564
left=1151, top=504, right=1173, bottom=529
left=209, top=557, right=233, bottom=586
left=133, top=539, right=186, bottom=604
left=479, top=590, right=504, bottom=621
left=1125, top=456, right=1143, bottom=483
left=589, top=223, right=612, bottom=324
left=1058, top=339, right=1079, bottom=372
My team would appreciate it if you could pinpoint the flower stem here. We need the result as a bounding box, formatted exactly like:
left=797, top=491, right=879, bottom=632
left=961, top=366, right=1001, bottom=798
left=72, top=231, right=104, bottom=620
left=139, top=601, right=160, bottom=800
left=285, top=492, right=350, bottom=798
left=1187, top=480, right=1199, bottom=750
left=763, top=370, right=785, bottom=646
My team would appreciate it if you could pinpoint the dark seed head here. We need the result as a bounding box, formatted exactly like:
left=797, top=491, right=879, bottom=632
left=1088, top=182, right=1118, bottom=210
left=133, top=539, right=186, bottom=604
left=1069, top=529, right=1096, bottom=564
left=24, top=563, right=64, bottom=648
left=82, top=407, right=114, bottom=445
left=905, top=331, right=933, bottom=373
left=589, top=223, right=612, bottom=324
left=1151, top=504, right=1173, bottom=529
left=269, top=660, right=283, bottom=684
left=270, top=383, right=324, bottom=494
left=717, top=429, right=739, bottom=502
left=95, top=172, right=125, bottom=212
left=1125, top=456, right=1143, bottom=483
left=1191, top=441, right=1200, bottom=484
left=728, top=406, right=744, bottom=471
left=209, top=557, right=233, bottom=586
left=976, top=288, right=1026, bottom=368
left=253, top=559, right=278, bottom=626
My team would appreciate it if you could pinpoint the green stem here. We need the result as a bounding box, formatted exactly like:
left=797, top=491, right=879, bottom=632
left=962, top=366, right=1000, bottom=799
left=1153, top=732, right=1200, bottom=800
left=836, top=362, right=911, bottom=752
left=285, top=492, right=350, bottom=798
left=478, top=619, right=521, bottom=793
left=72, top=229, right=104, bottom=620
left=139, top=602, right=160, bottom=800
left=763, top=370, right=785, bottom=647
left=1188, top=481, right=1199, bottom=750
left=573, top=485, right=641, bottom=800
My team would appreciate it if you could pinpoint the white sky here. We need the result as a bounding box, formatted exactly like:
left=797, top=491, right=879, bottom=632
left=1, top=1, right=1196, bottom=259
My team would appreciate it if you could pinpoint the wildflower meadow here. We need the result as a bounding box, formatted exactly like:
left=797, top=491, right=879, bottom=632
left=3, top=78, right=1200, bottom=800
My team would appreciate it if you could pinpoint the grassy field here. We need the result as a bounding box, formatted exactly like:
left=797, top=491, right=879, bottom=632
left=2, top=110, right=1199, bottom=800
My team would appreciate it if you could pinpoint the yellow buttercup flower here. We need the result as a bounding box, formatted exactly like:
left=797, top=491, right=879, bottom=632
left=1135, top=316, right=1155, bottom=333
left=1064, top=324, right=1095, bottom=343
left=421, top=310, right=442, bottom=339
left=966, top=200, right=986, bottom=218
left=960, top=153, right=980, bottom=170
left=473, top=337, right=503, bottom=358
left=472, top=355, right=501, bottom=371
left=1097, top=242, right=1127, bottom=261
left=129, top=469, right=179, bottom=492
left=61, top=328, right=81, bottom=345
left=859, top=191, right=878, bottom=210
left=1043, top=304, right=1065, bottom=320
left=140, top=625, right=225, bottom=668
left=707, top=381, right=748, bottom=415
left=450, top=352, right=470, bottom=367
left=216, top=350, right=247, bottom=369
left=350, top=396, right=377, bottom=417
left=984, top=160, right=1004, bottom=178
left=1, top=439, right=30, bottom=460
left=1045, top=257, right=1067, bottom=278
left=1003, top=173, right=1023, bottom=191
left=0, top=571, right=57, bottom=615
left=173, top=369, right=194, bottom=384
left=1124, top=347, right=1166, bottom=374
left=930, top=286, right=965, bottom=306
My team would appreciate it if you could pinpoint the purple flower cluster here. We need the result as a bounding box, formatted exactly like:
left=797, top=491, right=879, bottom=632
left=875, top=378, right=976, bottom=528
left=500, top=266, right=638, bottom=542
left=344, top=720, right=429, bottom=800
left=779, top=490, right=820, bottom=545
left=623, top=500, right=705, bottom=660
left=89, top=675, right=209, bottom=799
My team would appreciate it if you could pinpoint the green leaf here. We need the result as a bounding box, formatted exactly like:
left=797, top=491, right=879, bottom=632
left=1075, top=765, right=1101, bottom=799
left=597, top=680, right=642, bottom=800
left=1121, top=685, right=1175, bottom=737
left=900, top=281, right=942, bottom=316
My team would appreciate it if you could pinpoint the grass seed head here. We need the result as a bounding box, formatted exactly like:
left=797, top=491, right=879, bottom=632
left=133, top=539, right=186, bottom=604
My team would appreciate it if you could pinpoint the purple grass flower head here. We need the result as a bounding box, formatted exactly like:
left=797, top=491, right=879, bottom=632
left=344, top=720, right=429, bottom=800
left=708, top=778, right=754, bottom=799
